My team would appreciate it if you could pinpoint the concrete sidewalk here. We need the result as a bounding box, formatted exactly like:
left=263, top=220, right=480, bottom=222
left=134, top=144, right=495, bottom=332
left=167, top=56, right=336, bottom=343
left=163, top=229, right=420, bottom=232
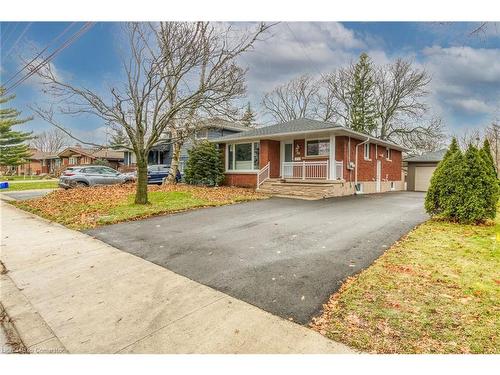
left=0, top=201, right=353, bottom=354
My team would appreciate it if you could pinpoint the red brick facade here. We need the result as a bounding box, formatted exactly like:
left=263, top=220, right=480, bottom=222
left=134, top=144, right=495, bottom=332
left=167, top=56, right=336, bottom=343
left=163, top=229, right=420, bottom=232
left=334, top=136, right=402, bottom=182
left=224, top=173, right=257, bottom=187
left=222, top=136, right=402, bottom=188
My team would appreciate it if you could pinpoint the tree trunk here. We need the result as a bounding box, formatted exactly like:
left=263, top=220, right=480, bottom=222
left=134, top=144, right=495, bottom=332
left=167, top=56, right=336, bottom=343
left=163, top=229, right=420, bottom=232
left=135, top=155, right=148, bottom=204
left=165, top=141, right=182, bottom=184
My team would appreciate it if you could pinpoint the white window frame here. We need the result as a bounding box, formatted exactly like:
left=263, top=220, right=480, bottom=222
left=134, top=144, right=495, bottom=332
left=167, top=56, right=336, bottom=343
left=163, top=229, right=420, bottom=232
left=364, top=143, right=371, bottom=161
left=69, top=156, right=78, bottom=165
left=305, top=138, right=330, bottom=157
left=226, top=141, right=260, bottom=173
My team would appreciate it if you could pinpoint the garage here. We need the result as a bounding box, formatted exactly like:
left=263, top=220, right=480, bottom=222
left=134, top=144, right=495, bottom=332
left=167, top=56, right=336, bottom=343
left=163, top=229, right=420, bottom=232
left=405, top=150, right=446, bottom=192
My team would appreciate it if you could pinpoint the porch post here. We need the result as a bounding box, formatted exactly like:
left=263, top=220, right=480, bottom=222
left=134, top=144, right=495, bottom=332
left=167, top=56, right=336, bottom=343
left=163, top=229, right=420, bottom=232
left=329, top=134, right=336, bottom=180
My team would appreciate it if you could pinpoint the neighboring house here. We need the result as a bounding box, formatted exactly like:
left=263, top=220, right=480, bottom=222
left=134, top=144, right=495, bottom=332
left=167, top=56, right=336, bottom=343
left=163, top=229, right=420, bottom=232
left=122, top=119, right=250, bottom=170
left=212, top=118, right=406, bottom=198
left=58, top=147, right=124, bottom=170
left=405, top=149, right=446, bottom=192
left=15, top=149, right=61, bottom=175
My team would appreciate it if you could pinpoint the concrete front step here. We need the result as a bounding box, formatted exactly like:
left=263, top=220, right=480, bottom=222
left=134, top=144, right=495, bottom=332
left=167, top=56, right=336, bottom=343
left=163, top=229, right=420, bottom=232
left=257, top=179, right=354, bottom=200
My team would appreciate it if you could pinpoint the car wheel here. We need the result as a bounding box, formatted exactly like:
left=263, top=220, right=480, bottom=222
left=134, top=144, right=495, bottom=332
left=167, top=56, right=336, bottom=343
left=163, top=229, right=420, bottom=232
left=75, top=182, right=88, bottom=188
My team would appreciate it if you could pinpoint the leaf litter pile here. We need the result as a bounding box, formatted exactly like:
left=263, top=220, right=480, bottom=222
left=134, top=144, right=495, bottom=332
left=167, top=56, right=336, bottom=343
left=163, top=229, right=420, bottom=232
left=14, top=184, right=267, bottom=229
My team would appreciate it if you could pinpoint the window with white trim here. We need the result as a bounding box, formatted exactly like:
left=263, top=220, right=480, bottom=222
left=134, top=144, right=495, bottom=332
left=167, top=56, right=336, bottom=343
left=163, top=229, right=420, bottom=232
left=386, top=147, right=392, bottom=161
left=227, top=142, right=260, bottom=171
left=69, top=157, right=78, bottom=165
left=364, top=143, right=371, bottom=160
left=306, top=139, right=330, bottom=156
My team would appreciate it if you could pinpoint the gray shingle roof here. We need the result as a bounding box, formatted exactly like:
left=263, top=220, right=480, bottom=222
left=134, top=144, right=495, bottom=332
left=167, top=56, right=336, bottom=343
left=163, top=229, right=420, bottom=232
left=211, top=118, right=341, bottom=142
left=405, top=149, right=447, bottom=163
left=210, top=118, right=406, bottom=150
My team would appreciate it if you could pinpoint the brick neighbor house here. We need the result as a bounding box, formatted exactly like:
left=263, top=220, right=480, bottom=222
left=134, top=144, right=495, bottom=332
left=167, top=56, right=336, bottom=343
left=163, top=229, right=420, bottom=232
left=15, top=149, right=61, bottom=175
left=58, top=147, right=124, bottom=170
left=212, top=118, right=406, bottom=198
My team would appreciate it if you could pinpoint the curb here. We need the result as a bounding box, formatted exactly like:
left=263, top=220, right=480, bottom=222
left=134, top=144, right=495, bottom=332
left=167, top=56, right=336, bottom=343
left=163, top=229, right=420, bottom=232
left=0, top=271, right=67, bottom=354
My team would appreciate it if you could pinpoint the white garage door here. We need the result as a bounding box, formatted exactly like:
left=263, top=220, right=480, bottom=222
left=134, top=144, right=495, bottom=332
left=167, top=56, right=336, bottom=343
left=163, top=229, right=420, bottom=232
left=414, top=166, right=436, bottom=191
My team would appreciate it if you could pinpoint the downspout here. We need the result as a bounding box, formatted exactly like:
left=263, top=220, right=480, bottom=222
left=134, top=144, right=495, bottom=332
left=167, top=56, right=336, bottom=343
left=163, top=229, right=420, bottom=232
left=354, top=136, right=371, bottom=194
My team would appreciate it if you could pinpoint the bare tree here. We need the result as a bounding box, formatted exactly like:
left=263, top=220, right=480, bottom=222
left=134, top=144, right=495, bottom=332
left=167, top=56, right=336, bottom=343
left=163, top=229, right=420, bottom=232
left=321, top=66, right=355, bottom=126
left=261, top=75, right=324, bottom=122
left=456, top=128, right=483, bottom=150
left=32, top=22, right=270, bottom=204
left=30, top=128, right=68, bottom=153
left=263, top=56, right=444, bottom=154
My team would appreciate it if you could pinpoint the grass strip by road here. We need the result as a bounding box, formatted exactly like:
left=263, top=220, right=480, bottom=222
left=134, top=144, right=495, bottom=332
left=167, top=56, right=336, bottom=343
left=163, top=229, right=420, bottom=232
left=311, top=205, right=500, bottom=354
left=2, top=181, right=58, bottom=191
left=13, top=184, right=267, bottom=230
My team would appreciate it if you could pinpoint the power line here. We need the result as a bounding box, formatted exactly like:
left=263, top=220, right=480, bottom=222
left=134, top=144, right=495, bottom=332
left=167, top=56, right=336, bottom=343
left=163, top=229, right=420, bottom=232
left=5, top=22, right=94, bottom=93
left=1, top=22, right=19, bottom=46
left=284, top=22, right=323, bottom=77
left=3, top=22, right=76, bottom=87
left=6, top=22, right=32, bottom=57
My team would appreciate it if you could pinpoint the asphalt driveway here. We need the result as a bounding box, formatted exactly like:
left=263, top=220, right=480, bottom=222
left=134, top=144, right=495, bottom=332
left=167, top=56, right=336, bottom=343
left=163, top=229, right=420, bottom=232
left=86, top=191, right=427, bottom=324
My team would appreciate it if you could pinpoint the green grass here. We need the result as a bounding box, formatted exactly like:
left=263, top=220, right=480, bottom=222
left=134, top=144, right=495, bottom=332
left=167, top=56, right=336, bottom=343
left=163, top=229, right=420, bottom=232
left=312, top=206, right=500, bottom=354
left=2, top=181, right=58, bottom=191
left=97, top=191, right=210, bottom=226
left=2, top=176, right=54, bottom=181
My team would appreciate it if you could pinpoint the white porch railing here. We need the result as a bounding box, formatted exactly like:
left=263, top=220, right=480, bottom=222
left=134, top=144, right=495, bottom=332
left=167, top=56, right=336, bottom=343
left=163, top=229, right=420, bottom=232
left=257, top=161, right=270, bottom=187
left=282, top=160, right=344, bottom=180
left=282, top=160, right=329, bottom=180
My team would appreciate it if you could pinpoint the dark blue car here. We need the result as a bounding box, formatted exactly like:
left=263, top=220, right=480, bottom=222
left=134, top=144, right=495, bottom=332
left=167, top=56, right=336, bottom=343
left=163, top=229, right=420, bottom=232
left=146, top=165, right=182, bottom=184
left=147, top=165, right=170, bottom=184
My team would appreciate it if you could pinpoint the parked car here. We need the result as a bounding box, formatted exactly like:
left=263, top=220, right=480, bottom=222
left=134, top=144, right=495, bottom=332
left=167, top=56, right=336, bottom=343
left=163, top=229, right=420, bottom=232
left=59, top=166, right=134, bottom=189
left=147, top=164, right=171, bottom=184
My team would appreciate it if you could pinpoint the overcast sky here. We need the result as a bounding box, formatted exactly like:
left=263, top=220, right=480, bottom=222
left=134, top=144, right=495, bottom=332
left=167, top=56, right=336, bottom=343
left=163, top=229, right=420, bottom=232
left=1, top=22, right=499, bottom=144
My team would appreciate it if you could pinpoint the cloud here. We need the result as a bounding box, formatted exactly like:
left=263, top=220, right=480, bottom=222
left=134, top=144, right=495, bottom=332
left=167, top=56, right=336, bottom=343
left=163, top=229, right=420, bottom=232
left=422, top=46, right=500, bottom=122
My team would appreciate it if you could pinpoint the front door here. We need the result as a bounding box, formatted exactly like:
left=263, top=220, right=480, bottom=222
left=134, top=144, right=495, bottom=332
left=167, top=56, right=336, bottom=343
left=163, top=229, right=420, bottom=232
left=282, top=142, right=293, bottom=178
left=376, top=160, right=381, bottom=192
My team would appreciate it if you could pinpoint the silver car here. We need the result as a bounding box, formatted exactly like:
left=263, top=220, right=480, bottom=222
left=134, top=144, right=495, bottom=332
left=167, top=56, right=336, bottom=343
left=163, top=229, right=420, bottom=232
left=59, top=166, right=133, bottom=189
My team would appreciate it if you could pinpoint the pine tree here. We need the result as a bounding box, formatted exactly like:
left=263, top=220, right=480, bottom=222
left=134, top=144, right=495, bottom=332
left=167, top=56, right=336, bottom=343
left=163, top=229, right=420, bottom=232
left=425, top=138, right=459, bottom=215
left=0, top=87, right=33, bottom=167
left=350, top=53, right=377, bottom=134
left=241, top=102, right=256, bottom=128
left=452, top=145, right=496, bottom=223
left=109, top=128, right=129, bottom=149
left=479, top=139, right=500, bottom=218
left=480, top=139, right=497, bottom=177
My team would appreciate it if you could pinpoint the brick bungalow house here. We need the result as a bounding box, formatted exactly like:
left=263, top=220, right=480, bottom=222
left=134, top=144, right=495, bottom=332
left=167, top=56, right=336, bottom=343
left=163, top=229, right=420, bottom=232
left=15, top=149, right=61, bottom=175
left=212, top=118, right=405, bottom=198
left=58, top=147, right=124, bottom=170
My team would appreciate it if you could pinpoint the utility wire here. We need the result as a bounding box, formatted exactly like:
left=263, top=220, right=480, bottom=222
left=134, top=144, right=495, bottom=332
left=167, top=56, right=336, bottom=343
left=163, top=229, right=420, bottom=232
left=2, top=22, right=76, bottom=87
left=284, top=22, right=323, bottom=77
left=6, top=22, right=32, bottom=57
left=5, top=22, right=94, bottom=94
left=1, top=22, right=19, bottom=47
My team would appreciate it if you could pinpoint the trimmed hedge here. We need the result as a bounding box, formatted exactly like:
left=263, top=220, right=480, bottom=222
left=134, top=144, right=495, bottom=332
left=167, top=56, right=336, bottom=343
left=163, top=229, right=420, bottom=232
left=425, top=139, right=499, bottom=224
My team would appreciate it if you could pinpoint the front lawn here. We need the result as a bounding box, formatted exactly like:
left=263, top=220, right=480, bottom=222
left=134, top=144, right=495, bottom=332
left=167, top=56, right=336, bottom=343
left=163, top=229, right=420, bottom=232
left=311, top=206, right=500, bottom=354
left=14, top=184, right=267, bottom=230
left=2, top=181, right=58, bottom=191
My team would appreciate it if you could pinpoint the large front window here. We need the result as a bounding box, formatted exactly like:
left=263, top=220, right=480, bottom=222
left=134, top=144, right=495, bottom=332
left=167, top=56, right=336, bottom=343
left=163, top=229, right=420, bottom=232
left=306, top=139, right=330, bottom=156
left=227, top=142, right=260, bottom=171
